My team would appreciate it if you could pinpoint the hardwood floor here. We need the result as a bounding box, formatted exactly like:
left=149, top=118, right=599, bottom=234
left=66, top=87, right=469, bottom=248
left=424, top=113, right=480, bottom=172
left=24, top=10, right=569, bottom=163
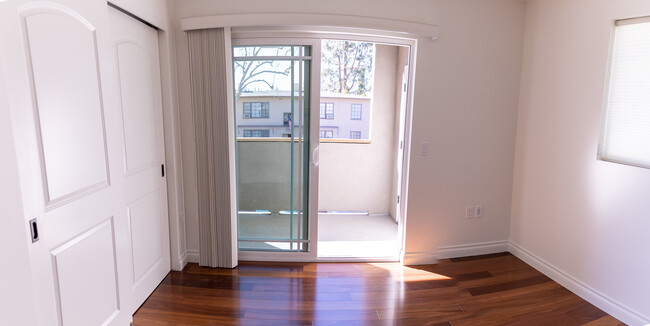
left=133, top=253, right=624, bottom=325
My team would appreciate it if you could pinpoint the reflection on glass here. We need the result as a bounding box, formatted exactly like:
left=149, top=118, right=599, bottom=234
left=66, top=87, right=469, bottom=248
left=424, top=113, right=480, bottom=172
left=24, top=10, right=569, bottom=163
left=233, top=46, right=311, bottom=252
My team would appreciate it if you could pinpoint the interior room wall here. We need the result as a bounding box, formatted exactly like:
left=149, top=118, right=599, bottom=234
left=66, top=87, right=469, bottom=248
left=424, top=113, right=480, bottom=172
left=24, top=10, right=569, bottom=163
left=398, top=0, right=525, bottom=261
left=172, top=0, right=526, bottom=262
left=511, top=0, right=650, bottom=322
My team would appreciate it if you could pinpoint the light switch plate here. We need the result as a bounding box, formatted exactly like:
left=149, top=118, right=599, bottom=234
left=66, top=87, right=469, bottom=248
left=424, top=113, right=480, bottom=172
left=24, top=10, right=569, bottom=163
left=420, top=141, right=429, bottom=156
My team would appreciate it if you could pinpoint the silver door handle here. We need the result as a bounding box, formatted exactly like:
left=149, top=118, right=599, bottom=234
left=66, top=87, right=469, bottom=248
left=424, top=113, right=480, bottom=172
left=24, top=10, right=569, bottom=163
left=312, top=146, right=319, bottom=166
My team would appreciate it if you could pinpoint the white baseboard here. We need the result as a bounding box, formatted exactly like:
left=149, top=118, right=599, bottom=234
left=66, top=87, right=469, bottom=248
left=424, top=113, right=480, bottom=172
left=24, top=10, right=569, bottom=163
left=186, top=249, right=199, bottom=263
left=403, top=240, right=510, bottom=265
left=437, top=240, right=509, bottom=259
left=403, top=251, right=438, bottom=265
left=508, top=241, right=649, bottom=326
left=172, top=250, right=189, bottom=271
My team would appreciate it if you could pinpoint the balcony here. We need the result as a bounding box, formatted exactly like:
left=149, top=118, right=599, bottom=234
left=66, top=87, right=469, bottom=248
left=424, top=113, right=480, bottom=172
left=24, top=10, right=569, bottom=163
left=237, top=139, right=400, bottom=258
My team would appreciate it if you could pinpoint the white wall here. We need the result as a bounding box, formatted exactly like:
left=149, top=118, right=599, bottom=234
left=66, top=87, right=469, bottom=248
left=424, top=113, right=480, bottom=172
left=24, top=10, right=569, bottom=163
left=172, top=0, right=526, bottom=260
left=511, top=0, right=650, bottom=323
left=401, top=0, right=525, bottom=261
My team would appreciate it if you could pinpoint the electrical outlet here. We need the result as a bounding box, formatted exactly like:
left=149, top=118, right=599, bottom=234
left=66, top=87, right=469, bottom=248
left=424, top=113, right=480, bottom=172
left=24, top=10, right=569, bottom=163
left=475, top=205, right=483, bottom=218
left=466, top=206, right=474, bottom=218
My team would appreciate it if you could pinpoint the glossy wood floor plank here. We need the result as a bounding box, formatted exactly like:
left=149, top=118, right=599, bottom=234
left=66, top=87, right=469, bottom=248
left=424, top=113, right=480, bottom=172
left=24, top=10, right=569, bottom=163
left=133, top=253, right=624, bottom=325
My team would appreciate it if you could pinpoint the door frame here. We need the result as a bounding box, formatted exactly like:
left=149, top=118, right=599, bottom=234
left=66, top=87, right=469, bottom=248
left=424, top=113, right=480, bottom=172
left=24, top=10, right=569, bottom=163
left=233, top=38, right=321, bottom=262
left=230, top=30, right=418, bottom=263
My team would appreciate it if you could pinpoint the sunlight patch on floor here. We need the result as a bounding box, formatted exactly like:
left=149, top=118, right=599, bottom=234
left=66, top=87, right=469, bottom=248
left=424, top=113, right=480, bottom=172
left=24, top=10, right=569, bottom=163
left=370, top=263, right=451, bottom=282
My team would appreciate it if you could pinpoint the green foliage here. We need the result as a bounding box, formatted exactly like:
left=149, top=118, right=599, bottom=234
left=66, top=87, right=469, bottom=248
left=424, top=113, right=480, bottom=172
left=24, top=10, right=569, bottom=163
left=321, top=40, right=374, bottom=96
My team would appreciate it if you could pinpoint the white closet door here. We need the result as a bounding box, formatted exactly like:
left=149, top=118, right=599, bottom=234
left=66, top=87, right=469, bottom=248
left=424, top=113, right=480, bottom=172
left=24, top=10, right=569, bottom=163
left=0, top=0, right=169, bottom=324
left=1, top=0, right=130, bottom=325
left=107, top=6, right=170, bottom=311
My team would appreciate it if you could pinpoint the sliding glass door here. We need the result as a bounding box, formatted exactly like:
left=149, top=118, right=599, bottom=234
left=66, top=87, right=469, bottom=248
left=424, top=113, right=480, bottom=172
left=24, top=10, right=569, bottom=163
left=233, top=42, right=319, bottom=258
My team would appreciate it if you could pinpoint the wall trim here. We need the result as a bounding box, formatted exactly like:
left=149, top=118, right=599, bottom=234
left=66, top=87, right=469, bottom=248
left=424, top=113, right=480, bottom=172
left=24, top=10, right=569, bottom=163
left=186, top=249, right=199, bottom=264
left=180, top=12, right=438, bottom=40
left=403, top=251, right=438, bottom=265
left=508, top=241, right=650, bottom=326
left=173, top=250, right=189, bottom=271
left=437, top=240, right=509, bottom=260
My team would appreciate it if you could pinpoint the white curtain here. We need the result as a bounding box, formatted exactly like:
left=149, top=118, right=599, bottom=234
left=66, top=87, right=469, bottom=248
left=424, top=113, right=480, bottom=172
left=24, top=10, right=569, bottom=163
left=187, top=28, right=236, bottom=268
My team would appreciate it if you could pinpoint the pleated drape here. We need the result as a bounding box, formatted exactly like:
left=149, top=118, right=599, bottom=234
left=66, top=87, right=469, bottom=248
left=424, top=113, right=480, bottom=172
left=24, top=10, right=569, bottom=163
left=187, top=28, right=235, bottom=268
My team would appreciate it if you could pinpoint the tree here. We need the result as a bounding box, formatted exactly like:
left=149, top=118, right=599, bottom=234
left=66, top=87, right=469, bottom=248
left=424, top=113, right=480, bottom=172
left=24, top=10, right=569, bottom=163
left=233, top=47, right=291, bottom=100
left=321, top=40, right=374, bottom=96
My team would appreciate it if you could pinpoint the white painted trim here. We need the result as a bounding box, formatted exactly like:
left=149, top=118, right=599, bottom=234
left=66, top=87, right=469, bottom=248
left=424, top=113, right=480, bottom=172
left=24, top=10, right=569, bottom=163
left=316, top=257, right=399, bottom=263
left=238, top=250, right=317, bottom=262
left=223, top=27, right=239, bottom=268
left=180, top=13, right=438, bottom=40
left=508, top=241, right=650, bottom=326
left=186, top=249, right=199, bottom=263
left=437, top=240, right=509, bottom=259
left=153, top=2, right=187, bottom=273
left=174, top=250, right=189, bottom=271
left=403, top=251, right=438, bottom=265
left=237, top=252, right=399, bottom=263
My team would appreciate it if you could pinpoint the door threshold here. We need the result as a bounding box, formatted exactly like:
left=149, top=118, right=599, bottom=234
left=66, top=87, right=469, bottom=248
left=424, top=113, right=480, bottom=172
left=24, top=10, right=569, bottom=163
left=238, top=250, right=400, bottom=263
left=316, top=256, right=400, bottom=263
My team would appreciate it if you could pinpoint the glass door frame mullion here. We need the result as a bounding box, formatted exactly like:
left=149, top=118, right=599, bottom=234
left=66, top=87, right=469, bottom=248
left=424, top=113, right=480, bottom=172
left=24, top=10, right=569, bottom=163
left=233, top=38, right=321, bottom=262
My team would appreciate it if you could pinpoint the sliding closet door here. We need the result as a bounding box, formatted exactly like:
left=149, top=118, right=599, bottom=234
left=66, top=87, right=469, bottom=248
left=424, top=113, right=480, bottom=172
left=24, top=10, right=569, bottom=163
left=108, top=6, right=171, bottom=313
left=233, top=41, right=321, bottom=260
left=0, top=1, right=170, bottom=323
left=0, top=0, right=133, bottom=324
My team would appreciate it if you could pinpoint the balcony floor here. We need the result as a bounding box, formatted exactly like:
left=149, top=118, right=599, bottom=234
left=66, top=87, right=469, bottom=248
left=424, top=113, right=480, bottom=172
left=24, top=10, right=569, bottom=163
left=238, top=213, right=399, bottom=259
left=318, top=214, right=399, bottom=259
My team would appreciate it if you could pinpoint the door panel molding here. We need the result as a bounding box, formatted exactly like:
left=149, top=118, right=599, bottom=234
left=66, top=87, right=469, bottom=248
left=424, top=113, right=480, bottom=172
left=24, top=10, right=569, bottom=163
left=127, top=189, right=164, bottom=285
left=115, top=40, right=158, bottom=176
left=20, top=4, right=111, bottom=208
left=50, top=217, right=120, bottom=326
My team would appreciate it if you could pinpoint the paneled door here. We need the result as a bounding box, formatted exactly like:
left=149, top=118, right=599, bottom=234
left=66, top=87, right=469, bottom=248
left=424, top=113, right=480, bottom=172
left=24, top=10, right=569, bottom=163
left=107, top=6, right=171, bottom=313
left=0, top=0, right=169, bottom=324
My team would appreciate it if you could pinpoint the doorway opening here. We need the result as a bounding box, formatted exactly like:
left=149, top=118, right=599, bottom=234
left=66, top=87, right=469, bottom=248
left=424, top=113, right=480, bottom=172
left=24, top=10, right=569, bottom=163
left=316, top=40, right=411, bottom=259
left=230, top=33, right=414, bottom=262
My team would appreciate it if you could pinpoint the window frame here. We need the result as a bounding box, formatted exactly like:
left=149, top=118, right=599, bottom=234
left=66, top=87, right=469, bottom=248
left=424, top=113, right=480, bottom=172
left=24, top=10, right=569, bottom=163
left=350, top=131, right=361, bottom=139
left=243, top=129, right=271, bottom=137
left=598, top=18, right=650, bottom=169
left=243, top=102, right=270, bottom=119
left=320, top=102, right=334, bottom=120
left=350, top=104, right=362, bottom=120
left=319, top=130, right=334, bottom=138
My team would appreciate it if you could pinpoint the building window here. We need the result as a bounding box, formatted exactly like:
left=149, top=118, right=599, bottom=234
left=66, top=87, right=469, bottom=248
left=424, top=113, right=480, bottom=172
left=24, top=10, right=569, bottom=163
left=350, top=131, right=361, bottom=139
left=320, top=130, right=334, bottom=138
left=243, top=129, right=270, bottom=137
left=320, top=103, right=334, bottom=119
left=599, top=19, right=650, bottom=169
left=350, top=104, right=362, bottom=120
left=283, top=112, right=292, bottom=126
left=243, top=102, right=269, bottom=119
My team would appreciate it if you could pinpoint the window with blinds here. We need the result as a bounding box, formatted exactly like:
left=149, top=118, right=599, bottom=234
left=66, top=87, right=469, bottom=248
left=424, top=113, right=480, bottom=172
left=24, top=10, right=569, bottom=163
left=599, top=18, right=650, bottom=169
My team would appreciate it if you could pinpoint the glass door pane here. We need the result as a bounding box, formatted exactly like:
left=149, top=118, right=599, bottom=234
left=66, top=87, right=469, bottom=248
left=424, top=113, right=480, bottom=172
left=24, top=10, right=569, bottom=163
left=233, top=45, right=311, bottom=252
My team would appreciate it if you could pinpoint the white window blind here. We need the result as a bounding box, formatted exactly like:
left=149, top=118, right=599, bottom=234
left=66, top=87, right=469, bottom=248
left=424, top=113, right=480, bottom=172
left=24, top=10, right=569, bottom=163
left=600, top=19, right=650, bottom=169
